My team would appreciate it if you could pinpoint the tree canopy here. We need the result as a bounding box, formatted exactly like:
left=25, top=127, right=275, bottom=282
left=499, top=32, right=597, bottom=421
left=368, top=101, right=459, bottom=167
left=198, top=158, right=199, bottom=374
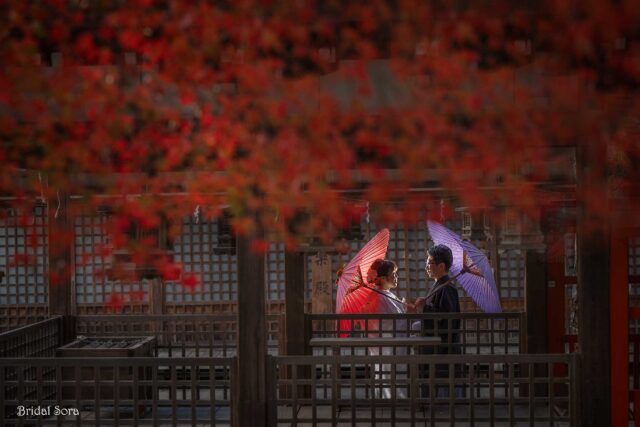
left=1, top=0, right=639, bottom=284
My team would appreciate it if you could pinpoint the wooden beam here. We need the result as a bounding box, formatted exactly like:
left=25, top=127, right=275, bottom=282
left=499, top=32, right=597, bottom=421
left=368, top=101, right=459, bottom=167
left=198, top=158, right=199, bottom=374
left=21, top=155, right=582, bottom=199
left=234, top=229, right=267, bottom=427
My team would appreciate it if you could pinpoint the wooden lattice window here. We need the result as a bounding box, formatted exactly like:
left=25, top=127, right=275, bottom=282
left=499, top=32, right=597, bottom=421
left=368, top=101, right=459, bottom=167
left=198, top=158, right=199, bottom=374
left=215, top=210, right=236, bottom=255
left=337, top=218, right=365, bottom=241
left=73, top=210, right=147, bottom=307
left=498, top=249, right=525, bottom=299
left=167, top=216, right=237, bottom=303
left=500, top=211, right=522, bottom=245
left=400, top=224, right=428, bottom=299
left=564, top=233, right=577, bottom=277
left=0, top=203, right=48, bottom=306
left=565, top=283, right=578, bottom=335
left=386, top=222, right=430, bottom=300
left=458, top=211, right=472, bottom=239
left=266, top=243, right=285, bottom=301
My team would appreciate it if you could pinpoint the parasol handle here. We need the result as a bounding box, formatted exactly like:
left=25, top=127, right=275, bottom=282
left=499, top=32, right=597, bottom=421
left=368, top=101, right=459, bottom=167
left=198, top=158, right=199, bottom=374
left=348, top=282, right=409, bottom=306
left=432, top=271, right=462, bottom=290
left=425, top=263, right=476, bottom=298
left=368, top=284, right=409, bottom=306
left=428, top=259, right=484, bottom=297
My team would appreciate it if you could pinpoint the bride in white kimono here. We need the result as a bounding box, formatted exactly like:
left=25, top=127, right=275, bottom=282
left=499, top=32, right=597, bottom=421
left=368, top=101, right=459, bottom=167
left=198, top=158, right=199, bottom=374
left=364, top=259, right=409, bottom=399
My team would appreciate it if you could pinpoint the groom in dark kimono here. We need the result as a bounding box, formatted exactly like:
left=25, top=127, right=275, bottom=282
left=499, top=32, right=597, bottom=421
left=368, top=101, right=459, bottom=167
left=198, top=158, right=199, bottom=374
left=415, top=244, right=461, bottom=397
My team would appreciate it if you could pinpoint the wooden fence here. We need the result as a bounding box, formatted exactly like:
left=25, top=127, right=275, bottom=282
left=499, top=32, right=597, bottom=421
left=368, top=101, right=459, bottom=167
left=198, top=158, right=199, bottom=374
left=0, top=313, right=581, bottom=426
left=75, top=314, right=281, bottom=357
left=308, top=312, right=527, bottom=355
left=0, top=316, right=65, bottom=358
left=269, top=353, right=578, bottom=426
left=1, top=353, right=576, bottom=426
left=1, top=357, right=233, bottom=426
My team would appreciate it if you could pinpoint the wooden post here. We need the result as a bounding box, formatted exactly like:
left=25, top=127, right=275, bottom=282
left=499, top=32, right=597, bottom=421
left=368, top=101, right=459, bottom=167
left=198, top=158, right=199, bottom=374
left=48, top=192, right=73, bottom=318
left=265, top=355, right=278, bottom=427
left=525, top=249, right=547, bottom=353
left=545, top=233, right=569, bottom=354
left=284, top=250, right=306, bottom=355
left=234, top=230, right=267, bottom=426
left=540, top=204, right=574, bottom=354
left=524, top=249, right=547, bottom=398
left=148, top=277, right=165, bottom=343
left=284, top=250, right=311, bottom=400
left=610, top=227, right=628, bottom=427
left=576, top=142, right=611, bottom=426
left=148, top=277, right=165, bottom=315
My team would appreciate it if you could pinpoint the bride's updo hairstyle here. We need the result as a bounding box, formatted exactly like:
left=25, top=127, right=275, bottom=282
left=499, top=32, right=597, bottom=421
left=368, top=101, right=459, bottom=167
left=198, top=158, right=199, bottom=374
left=372, top=259, right=398, bottom=286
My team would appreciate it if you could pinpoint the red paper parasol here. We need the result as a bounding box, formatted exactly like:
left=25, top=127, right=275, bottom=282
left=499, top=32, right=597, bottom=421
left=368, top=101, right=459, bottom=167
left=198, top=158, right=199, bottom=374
left=335, top=228, right=389, bottom=334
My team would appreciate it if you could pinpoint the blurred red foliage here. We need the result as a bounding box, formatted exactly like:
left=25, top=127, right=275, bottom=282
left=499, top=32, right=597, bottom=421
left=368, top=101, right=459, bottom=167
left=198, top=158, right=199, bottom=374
left=0, top=0, right=638, bottom=296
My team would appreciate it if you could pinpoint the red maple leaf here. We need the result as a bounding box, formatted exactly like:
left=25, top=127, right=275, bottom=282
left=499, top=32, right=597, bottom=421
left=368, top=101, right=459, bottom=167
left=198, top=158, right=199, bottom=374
left=49, top=271, right=61, bottom=286
left=106, top=293, right=125, bottom=313
left=77, top=253, right=92, bottom=266
left=93, top=269, right=108, bottom=281
left=250, top=239, right=269, bottom=254
left=27, top=233, right=39, bottom=248
left=180, top=273, right=200, bottom=292
left=162, top=263, right=182, bottom=281
left=119, top=30, right=143, bottom=51
left=128, top=290, right=146, bottom=302
left=10, top=253, right=35, bottom=266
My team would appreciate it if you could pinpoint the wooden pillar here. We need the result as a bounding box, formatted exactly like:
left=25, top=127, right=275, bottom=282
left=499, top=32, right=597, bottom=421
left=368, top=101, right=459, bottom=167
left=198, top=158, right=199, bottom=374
left=610, top=228, right=628, bottom=427
left=284, top=250, right=306, bottom=355
left=577, top=218, right=611, bottom=426
left=148, top=277, right=165, bottom=342
left=545, top=232, right=569, bottom=354
left=148, top=277, right=165, bottom=315
left=48, top=193, right=73, bottom=316
left=540, top=204, right=575, bottom=354
left=525, top=249, right=547, bottom=353
left=284, top=250, right=311, bottom=401
left=234, top=230, right=267, bottom=427
left=576, top=142, right=611, bottom=426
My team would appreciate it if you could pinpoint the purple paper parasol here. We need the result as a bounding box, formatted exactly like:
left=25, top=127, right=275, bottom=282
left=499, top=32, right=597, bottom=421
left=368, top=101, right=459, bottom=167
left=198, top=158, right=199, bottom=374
left=427, top=220, right=502, bottom=313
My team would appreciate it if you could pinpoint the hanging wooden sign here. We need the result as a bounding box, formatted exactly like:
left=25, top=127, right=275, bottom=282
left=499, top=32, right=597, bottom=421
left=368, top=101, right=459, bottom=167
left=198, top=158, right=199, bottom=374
left=310, top=253, right=333, bottom=314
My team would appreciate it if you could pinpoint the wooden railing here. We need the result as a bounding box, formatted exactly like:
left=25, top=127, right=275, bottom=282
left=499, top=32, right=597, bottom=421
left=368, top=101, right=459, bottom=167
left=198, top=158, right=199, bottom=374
left=0, top=357, right=233, bottom=426
left=0, top=314, right=582, bottom=426
left=307, top=312, right=527, bottom=355
left=0, top=317, right=72, bottom=425
left=269, top=353, right=577, bottom=426
left=1, top=313, right=524, bottom=359
left=76, top=314, right=281, bottom=357
left=0, top=353, right=577, bottom=427
left=0, top=316, right=64, bottom=358
left=0, top=305, right=48, bottom=333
